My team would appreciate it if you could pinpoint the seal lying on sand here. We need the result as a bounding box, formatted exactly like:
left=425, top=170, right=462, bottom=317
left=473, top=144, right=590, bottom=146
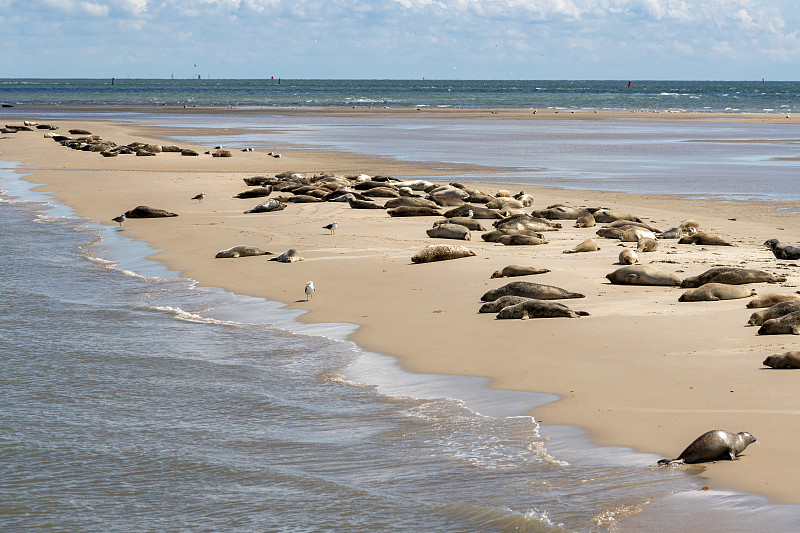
left=562, top=239, right=600, bottom=253
left=496, top=299, right=590, bottom=320
left=245, top=199, right=285, bottom=213
left=605, top=265, right=682, bottom=286
left=426, top=224, right=471, bottom=240
left=493, top=214, right=561, bottom=232
left=746, top=293, right=800, bottom=309
left=124, top=205, right=178, bottom=218
left=636, top=237, right=658, bottom=252
left=481, top=229, right=544, bottom=242
left=411, top=244, right=476, bottom=264
left=748, top=301, right=800, bottom=326
left=681, top=267, right=786, bottom=288
left=478, top=295, right=531, bottom=313
left=575, top=211, right=596, bottom=228
left=481, top=281, right=585, bottom=302
left=498, top=234, right=548, bottom=245
left=763, top=351, right=800, bottom=369
left=618, top=249, right=639, bottom=265
left=678, top=283, right=757, bottom=302
left=270, top=249, right=304, bottom=263
left=434, top=217, right=484, bottom=231
left=658, top=430, right=756, bottom=465
left=758, top=311, right=800, bottom=335
left=678, top=232, right=736, bottom=246
left=764, top=238, right=800, bottom=260
left=388, top=206, right=442, bottom=217
left=491, top=265, right=551, bottom=278
left=215, top=246, right=271, bottom=258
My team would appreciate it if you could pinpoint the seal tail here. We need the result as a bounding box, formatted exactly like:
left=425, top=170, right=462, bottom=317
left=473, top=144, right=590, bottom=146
left=577, top=311, right=590, bottom=316
left=657, top=458, right=672, bottom=466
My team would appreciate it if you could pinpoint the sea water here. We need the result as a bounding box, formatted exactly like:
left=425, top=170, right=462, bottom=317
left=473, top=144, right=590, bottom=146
left=2, top=166, right=800, bottom=529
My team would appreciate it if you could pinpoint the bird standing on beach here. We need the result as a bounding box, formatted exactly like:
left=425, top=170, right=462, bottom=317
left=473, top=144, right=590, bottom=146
left=324, top=221, right=337, bottom=235
left=112, top=213, right=126, bottom=226
left=192, top=192, right=205, bottom=203
left=305, top=281, right=315, bottom=301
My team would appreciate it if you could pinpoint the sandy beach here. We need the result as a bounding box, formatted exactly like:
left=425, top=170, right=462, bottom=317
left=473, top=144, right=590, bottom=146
left=3, top=109, right=800, bottom=507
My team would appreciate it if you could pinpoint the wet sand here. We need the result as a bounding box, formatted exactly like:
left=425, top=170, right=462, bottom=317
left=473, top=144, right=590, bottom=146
left=2, top=109, right=800, bottom=505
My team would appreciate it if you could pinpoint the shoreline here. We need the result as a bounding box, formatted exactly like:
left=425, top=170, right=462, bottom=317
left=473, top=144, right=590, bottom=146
left=3, top=109, right=800, bottom=507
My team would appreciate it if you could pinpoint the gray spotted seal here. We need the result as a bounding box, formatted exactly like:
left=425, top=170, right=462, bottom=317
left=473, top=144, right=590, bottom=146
left=481, top=281, right=585, bottom=302
left=618, top=248, right=639, bottom=265
left=426, top=223, right=471, bottom=240
left=657, top=430, right=756, bottom=465
left=245, top=199, right=285, bottom=213
left=746, top=293, right=800, bottom=309
left=764, top=238, right=800, bottom=260
left=658, top=227, right=684, bottom=239
left=498, top=234, right=548, bottom=246
left=605, top=265, right=682, bottom=286
left=493, top=214, right=562, bottom=232
left=678, top=232, right=736, bottom=246
left=621, top=228, right=656, bottom=242
left=763, top=351, right=800, bottom=369
left=270, top=249, right=304, bottom=263
left=681, top=267, right=786, bottom=288
left=444, top=205, right=501, bottom=219
left=678, top=283, right=757, bottom=302
left=592, top=209, right=642, bottom=223
left=434, top=217, right=485, bottom=231
left=496, top=299, right=590, bottom=320
left=235, top=186, right=273, bottom=198
left=478, top=295, right=532, bottom=313
left=562, top=239, right=600, bottom=253
left=215, top=246, right=271, bottom=258
left=411, top=244, right=476, bottom=264
left=748, top=301, right=800, bottom=326
left=757, top=311, right=800, bottom=335
left=491, top=265, right=551, bottom=278
left=481, top=229, right=545, bottom=243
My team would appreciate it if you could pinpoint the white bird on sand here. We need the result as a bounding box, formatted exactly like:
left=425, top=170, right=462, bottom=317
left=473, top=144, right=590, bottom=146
left=112, top=213, right=126, bottom=226
left=466, top=209, right=474, bottom=218
left=192, top=192, right=205, bottom=202
left=323, top=221, right=338, bottom=235
left=305, top=281, right=315, bottom=301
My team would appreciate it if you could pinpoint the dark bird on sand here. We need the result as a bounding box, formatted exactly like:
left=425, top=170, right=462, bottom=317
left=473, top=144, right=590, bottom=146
left=192, top=192, right=205, bottom=202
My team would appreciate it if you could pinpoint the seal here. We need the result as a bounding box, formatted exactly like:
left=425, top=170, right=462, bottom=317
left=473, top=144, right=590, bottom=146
left=605, top=265, right=682, bottom=286
left=478, top=295, right=532, bottom=313
left=606, top=219, right=663, bottom=233
left=678, top=232, right=736, bottom=246
left=657, top=430, right=756, bottom=465
left=498, top=234, right=548, bottom=246
left=385, top=197, right=439, bottom=209
left=481, top=281, right=585, bottom=302
left=575, top=211, right=596, bottom=228
left=496, top=299, right=590, bottom=320
left=491, top=265, right=551, bottom=278
left=434, top=217, right=485, bottom=231
left=658, top=227, right=684, bottom=239
left=348, top=198, right=385, bottom=209
left=621, top=228, right=656, bottom=242
left=748, top=301, right=800, bottom=326
left=269, top=249, right=304, bottom=263
left=757, top=311, right=800, bottom=335
left=426, top=223, right=471, bottom=240
left=444, top=205, right=501, bottom=219
left=763, top=351, right=800, bottom=369
left=592, top=210, right=642, bottom=223
left=679, top=219, right=701, bottom=233
left=562, top=239, right=600, bottom=253
left=389, top=206, right=443, bottom=217
left=245, top=199, right=285, bottom=213
left=235, top=186, right=274, bottom=199
left=494, top=214, right=562, bottom=232
left=678, top=283, right=757, bottom=302
left=530, top=205, right=586, bottom=220
left=215, top=245, right=271, bottom=258
left=124, top=205, right=178, bottom=218
left=481, top=229, right=542, bottom=242
left=595, top=227, right=626, bottom=239
left=764, top=238, right=800, bottom=260
left=746, top=293, right=800, bottom=309
left=681, top=267, right=786, bottom=288
left=636, top=237, right=658, bottom=252
left=411, top=244, right=476, bottom=264
left=618, top=248, right=639, bottom=265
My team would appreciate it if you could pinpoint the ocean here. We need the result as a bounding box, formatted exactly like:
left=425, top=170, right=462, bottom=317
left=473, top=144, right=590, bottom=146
left=3, top=80, right=800, bottom=531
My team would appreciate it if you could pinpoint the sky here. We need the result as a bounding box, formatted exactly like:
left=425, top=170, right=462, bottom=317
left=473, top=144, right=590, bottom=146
left=1, top=0, right=799, bottom=80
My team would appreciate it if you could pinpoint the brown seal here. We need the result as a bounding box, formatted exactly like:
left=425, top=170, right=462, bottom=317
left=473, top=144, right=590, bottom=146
left=493, top=214, right=562, bottom=232
left=681, top=267, right=786, bottom=288
left=746, top=293, right=800, bottom=309
left=215, top=246, right=271, bottom=258
left=658, top=430, right=756, bottom=465
left=411, top=244, right=476, bottom=264
left=388, top=206, right=441, bottom=217
left=496, top=299, right=590, bottom=319
left=748, top=301, right=800, bottom=326
left=498, top=234, right=548, bottom=246
left=478, top=295, right=532, bottom=313
left=618, top=248, right=639, bottom=265
left=764, top=238, right=800, bottom=260
left=124, top=205, right=178, bottom=218
left=678, top=283, right=757, bottom=302
left=426, top=224, right=471, bottom=240
left=269, top=249, right=304, bottom=263
left=636, top=237, right=658, bottom=252
left=481, top=282, right=585, bottom=302
left=491, top=265, right=551, bottom=278
left=575, top=211, right=596, bottom=228
left=758, top=311, right=800, bottom=335
left=763, top=351, right=800, bottom=369
left=562, top=239, right=600, bottom=253
left=678, top=232, right=736, bottom=246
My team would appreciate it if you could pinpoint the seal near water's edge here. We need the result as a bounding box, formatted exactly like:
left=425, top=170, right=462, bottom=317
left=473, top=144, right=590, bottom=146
left=657, top=430, right=756, bottom=465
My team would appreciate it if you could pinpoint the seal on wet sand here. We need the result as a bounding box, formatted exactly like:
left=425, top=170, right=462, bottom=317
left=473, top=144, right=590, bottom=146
left=491, top=265, right=551, bottom=279
left=681, top=267, right=786, bottom=288
left=605, top=265, right=682, bottom=286
left=124, top=205, right=178, bottom=218
left=481, top=281, right=585, bottom=302
left=215, top=245, right=271, bottom=258
left=657, top=430, right=756, bottom=465
left=678, top=283, right=757, bottom=302
left=748, top=301, right=800, bottom=326
left=763, top=351, right=800, bottom=369
left=496, top=299, right=590, bottom=319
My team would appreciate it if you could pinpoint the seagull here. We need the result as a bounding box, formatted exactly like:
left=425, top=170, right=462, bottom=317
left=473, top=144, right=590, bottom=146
left=466, top=209, right=474, bottom=218
left=112, top=213, right=126, bottom=226
left=304, top=281, right=315, bottom=301
left=323, top=221, right=337, bottom=235
left=192, top=192, right=205, bottom=203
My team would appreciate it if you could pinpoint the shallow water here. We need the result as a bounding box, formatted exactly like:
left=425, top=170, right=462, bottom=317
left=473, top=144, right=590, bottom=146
left=3, top=158, right=800, bottom=531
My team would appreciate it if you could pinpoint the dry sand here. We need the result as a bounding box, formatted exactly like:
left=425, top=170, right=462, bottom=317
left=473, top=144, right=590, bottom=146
left=2, top=110, right=800, bottom=505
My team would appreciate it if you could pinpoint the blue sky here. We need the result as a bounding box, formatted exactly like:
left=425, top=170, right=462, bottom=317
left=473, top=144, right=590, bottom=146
left=2, top=0, right=798, bottom=80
